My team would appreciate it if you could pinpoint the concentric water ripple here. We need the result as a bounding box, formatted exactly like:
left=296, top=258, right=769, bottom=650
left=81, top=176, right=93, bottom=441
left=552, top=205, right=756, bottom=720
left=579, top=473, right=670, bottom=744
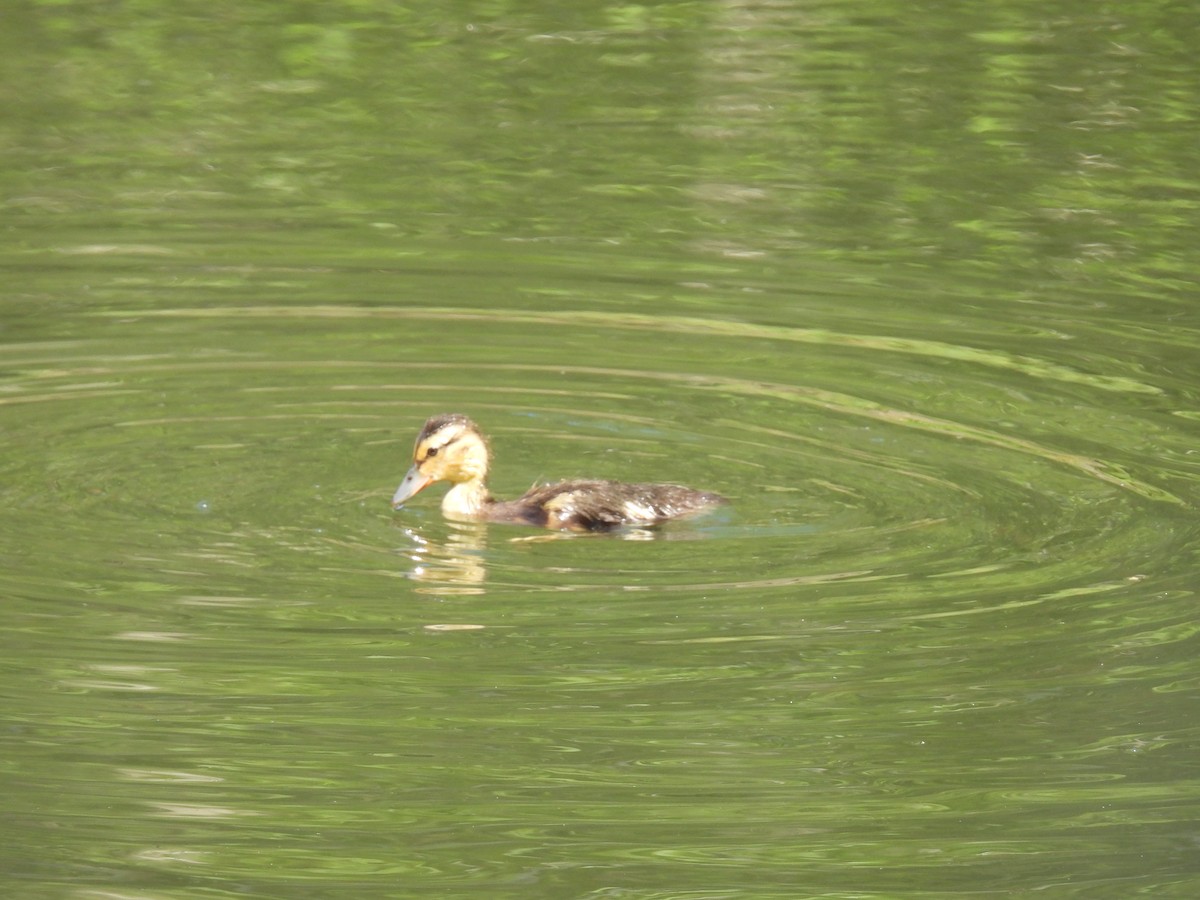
left=2, top=300, right=1193, bottom=634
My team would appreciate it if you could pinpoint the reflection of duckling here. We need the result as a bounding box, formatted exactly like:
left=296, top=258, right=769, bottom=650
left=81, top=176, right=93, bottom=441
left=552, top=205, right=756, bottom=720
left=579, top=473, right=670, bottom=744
left=392, top=414, right=727, bottom=532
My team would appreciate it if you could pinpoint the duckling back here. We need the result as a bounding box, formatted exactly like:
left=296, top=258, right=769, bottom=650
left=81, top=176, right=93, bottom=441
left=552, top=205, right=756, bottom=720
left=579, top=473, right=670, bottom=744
left=491, top=479, right=727, bottom=532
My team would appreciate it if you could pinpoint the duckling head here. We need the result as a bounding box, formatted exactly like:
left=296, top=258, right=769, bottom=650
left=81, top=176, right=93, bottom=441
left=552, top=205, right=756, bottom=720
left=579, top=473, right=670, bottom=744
left=392, top=414, right=490, bottom=509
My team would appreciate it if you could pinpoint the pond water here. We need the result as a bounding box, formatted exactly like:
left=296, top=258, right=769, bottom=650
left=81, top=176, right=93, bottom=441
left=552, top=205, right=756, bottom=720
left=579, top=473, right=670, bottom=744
left=3, top=2, right=1200, bottom=898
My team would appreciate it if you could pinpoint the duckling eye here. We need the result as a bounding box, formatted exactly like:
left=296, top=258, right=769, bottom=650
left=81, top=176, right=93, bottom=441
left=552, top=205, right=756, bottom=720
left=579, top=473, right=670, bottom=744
left=426, top=446, right=439, bottom=458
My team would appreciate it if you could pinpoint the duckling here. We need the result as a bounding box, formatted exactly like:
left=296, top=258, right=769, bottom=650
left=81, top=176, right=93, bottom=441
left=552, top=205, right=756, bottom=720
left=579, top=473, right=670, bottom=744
left=391, top=413, right=727, bottom=532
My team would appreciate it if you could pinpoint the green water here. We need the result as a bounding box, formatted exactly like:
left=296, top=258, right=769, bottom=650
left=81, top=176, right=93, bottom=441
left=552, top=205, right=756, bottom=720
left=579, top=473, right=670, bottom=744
left=3, top=2, right=1200, bottom=898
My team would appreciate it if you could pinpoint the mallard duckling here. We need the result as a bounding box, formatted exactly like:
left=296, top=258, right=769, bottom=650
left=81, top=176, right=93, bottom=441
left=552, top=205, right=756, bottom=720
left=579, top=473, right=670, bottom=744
left=391, top=414, right=727, bottom=532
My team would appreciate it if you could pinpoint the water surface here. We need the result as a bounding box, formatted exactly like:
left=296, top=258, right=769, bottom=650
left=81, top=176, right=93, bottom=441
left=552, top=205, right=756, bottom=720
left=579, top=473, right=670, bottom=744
left=3, top=2, right=1200, bottom=898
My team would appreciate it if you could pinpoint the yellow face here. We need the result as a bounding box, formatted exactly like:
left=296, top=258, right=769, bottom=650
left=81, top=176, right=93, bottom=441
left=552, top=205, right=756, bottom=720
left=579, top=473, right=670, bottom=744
left=391, top=415, right=489, bottom=508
